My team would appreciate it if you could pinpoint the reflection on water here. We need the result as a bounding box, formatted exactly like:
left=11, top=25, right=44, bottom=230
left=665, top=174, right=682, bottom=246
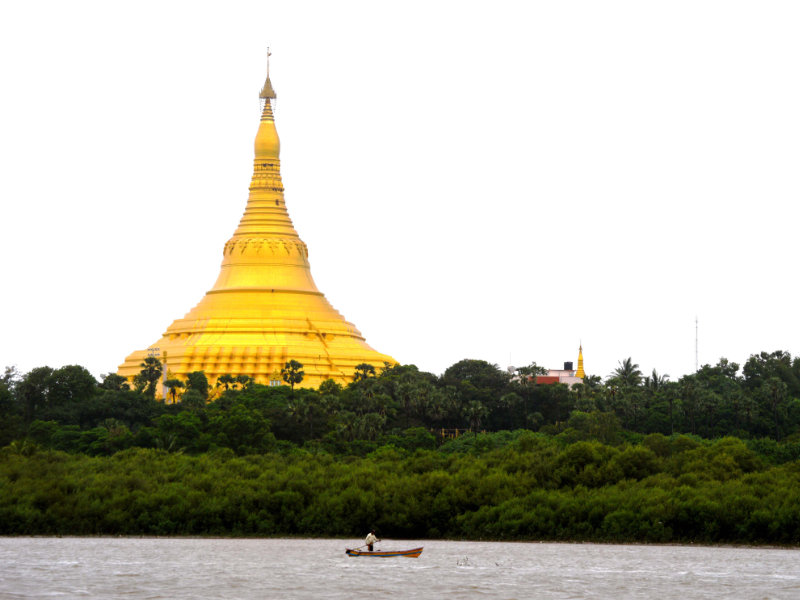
left=0, top=538, right=798, bottom=599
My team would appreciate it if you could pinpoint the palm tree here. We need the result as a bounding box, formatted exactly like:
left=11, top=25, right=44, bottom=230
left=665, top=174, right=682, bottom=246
left=164, top=378, right=184, bottom=403
left=235, top=374, right=254, bottom=390
left=659, top=381, right=679, bottom=435
left=282, top=360, right=305, bottom=392
left=411, top=382, right=434, bottom=423
left=359, top=412, right=386, bottom=441
left=318, top=380, right=342, bottom=421
left=680, top=376, right=699, bottom=434
left=499, top=392, right=523, bottom=428
left=463, top=400, right=488, bottom=436
left=136, top=357, right=162, bottom=398
left=762, top=377, right=788, bottom=440
left=441, top=386, right=462, bottom=429
left=610, top=358, right=643, bottom=388
left=353, top=363, right=376, bottom=382
left=645, top=369, right=669, bottom=391
left=699, top=389, right=721, bottom=437
left=395, top=377, right=416, bottom=428
left=287, top=396, right=308, bottom=433
left=216, top=373, right=235, bottom=391
left=427, top=388, right=448, bottom=427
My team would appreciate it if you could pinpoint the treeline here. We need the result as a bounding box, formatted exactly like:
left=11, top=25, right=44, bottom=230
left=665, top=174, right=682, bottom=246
left=2, top=352, right=800, bottom=544
left=2, top=351, right=800, bottom=454
left=2, top=432, right=799, bottom=544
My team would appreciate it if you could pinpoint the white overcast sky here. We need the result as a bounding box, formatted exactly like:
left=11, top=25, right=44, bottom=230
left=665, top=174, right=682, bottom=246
left=1, top=1, right=798, bottom=382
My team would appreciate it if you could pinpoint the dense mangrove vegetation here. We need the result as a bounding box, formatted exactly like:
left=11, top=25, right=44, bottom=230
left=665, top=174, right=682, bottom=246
left=2, top=351, right=800, bottom=544
left=3, top=432, right=800, bottom=543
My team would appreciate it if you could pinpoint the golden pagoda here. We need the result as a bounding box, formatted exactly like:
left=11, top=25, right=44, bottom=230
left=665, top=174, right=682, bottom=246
left=576, top=344, right=586, bottom=379
left=118, top=62, right=395, bottom=389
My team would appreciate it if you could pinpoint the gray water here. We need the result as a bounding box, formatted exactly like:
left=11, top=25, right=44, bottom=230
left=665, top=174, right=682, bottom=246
left=0, top=538, right=798, bottom=599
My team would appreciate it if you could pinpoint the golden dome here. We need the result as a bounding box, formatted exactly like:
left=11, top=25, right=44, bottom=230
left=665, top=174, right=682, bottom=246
left=118, top=69, right=395, bottom=391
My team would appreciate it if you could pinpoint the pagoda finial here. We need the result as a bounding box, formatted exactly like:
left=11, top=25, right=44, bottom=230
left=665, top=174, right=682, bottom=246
left=259, top=48, right=276, bottom=100
left=576, top=343, right=586, bottom=379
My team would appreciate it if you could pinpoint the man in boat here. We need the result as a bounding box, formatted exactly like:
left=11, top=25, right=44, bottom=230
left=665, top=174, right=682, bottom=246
left=365, top=530, right=380, bottom=552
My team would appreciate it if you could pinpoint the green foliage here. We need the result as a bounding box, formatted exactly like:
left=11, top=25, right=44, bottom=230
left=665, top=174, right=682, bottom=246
left=134, top=357, right=162, bottom=398
left=47, top=366, right=97, bottom=406
left=743, top=351, right=800, bottom=397
left=609, top=357, right=643, bottom=388
left=2, top=349, right=800, bottom=544
left=282, top=360, right=305, bottom=391
left=216, top=374, right=236, bottom=391
left=4, top=347, right=800, bottom=460
left=185, top=371, right=209, bottom=399
left=17, top=366, right=54, bottom=423
left=558, top=411, right=623, bottom=445
left=235, top=374, right=254, bottom=390
left=164, top=379, right=184, bottom=403
left=100, top=373, right=129, bottom=391
left=180, top=389, right=207, bottom=411
left=1, top=427, right=800, bottom=543
left=353, top=363, right=377, bottom=382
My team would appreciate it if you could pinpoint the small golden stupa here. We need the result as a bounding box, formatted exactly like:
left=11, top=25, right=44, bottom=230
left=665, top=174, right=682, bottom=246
left=576, top=344, right=586, bottom=379
left=118, top=60, right=395, bottom=389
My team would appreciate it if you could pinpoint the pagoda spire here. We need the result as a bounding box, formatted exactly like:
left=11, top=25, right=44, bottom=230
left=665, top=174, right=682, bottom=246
left=118, top=58, right=395, bottom=392
left=259, top=47, right=276, bottom=100
left=576, top=344, right=586, bottom=379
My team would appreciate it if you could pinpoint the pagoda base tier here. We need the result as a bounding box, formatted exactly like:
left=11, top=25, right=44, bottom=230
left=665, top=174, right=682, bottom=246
left=118, top=332, right=394, bottom=390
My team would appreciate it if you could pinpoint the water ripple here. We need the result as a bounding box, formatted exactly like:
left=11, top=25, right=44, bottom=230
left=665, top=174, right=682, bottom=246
left=0, top=538, right=798, bottom=599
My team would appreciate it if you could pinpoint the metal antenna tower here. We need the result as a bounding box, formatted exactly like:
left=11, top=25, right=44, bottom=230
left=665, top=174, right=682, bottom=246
left=695, top=316, right=698, bottom=372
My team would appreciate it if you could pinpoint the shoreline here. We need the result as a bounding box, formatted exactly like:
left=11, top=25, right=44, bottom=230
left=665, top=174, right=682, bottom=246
left=2, top=534, right=797, bottom=550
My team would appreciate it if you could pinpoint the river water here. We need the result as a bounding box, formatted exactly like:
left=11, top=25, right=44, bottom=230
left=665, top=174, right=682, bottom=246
left=0, top=538, right=798, bottom=599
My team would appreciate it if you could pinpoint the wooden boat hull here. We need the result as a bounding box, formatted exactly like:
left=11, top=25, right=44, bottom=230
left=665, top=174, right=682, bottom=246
left=345, top=547, right=423, bottom=558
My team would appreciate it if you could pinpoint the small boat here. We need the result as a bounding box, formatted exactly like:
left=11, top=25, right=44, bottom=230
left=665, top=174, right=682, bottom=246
left=345, top=547, right=423, bottom=558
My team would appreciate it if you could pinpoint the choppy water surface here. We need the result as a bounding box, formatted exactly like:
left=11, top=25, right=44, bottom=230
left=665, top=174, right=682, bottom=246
left=1, top=538, right=798, bottom=599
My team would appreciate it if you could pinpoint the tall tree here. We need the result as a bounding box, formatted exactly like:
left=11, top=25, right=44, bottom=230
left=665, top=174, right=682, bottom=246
left=287, top=396, right=309, bottom=437
left=216, top=374, right=235, bottom=391
left=609, top=358, right=643, bottom=388
left=394, top=376, right=417, bottom=428
left=498, top=392, right=523, bottom=430
left=180, top=389, right=207, bottom=411
left=235, top=374, right=254, bottom=390
left=515, top=363, right=548, bottom=384
left=135, top=357, right=162, bottom=399
left=1, top=366, right=20, bottom=388
left=16, top=366, right=54, bottom=422
left=353, top=363, right=377, bottom=382
left=185, top=371, right=209, bottom=399
left=679, top=376, right=699, bottom=435
left=743, top=351, right=800, bottom=398
left=463, top=400, right=489, bottom=436
left=164, top=379, right=184, bottom=403
left=443, top=359, right=511, bottom=392
left=645, top=369, right=669, bottom=392
left=100, top=373, right=129, bottom=391
left=659, top=381, right=680, bottom=435
left=761, top=377, right=788, bottom=440
left=282, top=360, right=305, bottom=392
left=48, top=365, right=97, bottom=406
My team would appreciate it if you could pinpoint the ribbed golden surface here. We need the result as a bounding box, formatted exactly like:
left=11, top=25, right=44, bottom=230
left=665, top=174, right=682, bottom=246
left=118, top=75, right=395, bottom=389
